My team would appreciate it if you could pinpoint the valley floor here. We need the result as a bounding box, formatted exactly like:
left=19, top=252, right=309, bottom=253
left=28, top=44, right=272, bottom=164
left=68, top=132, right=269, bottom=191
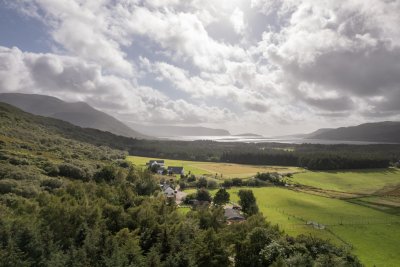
left=225, top=187, right=400, bottom=267
left=133, top=154, right=400, bottom=266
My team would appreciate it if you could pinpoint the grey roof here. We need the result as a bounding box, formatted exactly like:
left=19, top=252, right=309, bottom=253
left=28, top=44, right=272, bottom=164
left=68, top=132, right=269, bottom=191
left=149, top=160, right=165, bottom=164
left=164, top=187, right=175, bottom=197
left=167, top=166, right=184, bottom=173
left=224, top=208, right=245, bottom=221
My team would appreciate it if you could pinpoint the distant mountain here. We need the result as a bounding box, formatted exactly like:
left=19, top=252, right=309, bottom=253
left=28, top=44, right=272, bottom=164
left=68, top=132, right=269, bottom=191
left=0, top=93, right=148, bottom=139
left=305, top=128, right=334, bottom=138
left=129, top=124, right=230, bottom=136
left=306, top=122, right=400, bottom=143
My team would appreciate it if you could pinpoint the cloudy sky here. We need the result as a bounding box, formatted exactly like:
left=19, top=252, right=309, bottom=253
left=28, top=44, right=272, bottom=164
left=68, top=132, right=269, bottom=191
left=1, top=0, right=400, bottom=136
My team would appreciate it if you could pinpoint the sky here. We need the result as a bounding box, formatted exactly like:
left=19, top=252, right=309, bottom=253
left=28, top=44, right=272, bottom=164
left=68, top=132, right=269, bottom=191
left=0, top=0, right=399, bottom=136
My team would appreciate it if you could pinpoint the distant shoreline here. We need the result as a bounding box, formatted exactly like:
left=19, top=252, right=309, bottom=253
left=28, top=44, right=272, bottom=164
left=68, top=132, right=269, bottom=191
left=158, top=135, right=398, bottom=145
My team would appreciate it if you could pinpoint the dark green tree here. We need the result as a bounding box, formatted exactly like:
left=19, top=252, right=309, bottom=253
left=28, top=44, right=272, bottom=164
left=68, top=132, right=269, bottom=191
left=196, top=177, right=208, bottom=188
left=213, top=188, right=230, bottom=205
left=191, top=229, right=229, bottom=267
left=238, top=189, right=259, bottom=216
left=196, top=188, right=212, bottom=202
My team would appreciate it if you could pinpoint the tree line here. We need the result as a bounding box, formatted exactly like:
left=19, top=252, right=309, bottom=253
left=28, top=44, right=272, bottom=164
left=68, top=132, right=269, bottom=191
left=221, top=152, right=390, bottom=170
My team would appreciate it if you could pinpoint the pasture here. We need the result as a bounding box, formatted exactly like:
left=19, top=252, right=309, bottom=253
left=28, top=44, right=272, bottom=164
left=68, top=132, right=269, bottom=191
left=127, top=155, right=302, bottom=178
left=291, top=168, right=400, bottom=195
left=225, top=187, right=400, bottom=267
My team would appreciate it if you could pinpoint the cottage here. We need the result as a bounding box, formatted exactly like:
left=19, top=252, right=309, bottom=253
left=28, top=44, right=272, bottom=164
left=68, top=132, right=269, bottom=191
left=224, top=208, right=245, bottom=223
left=156, top=168, right=165, bottom=175
left=147, top=160, right=165, bottom=167
left=167, top=166, right=184, bottom=175
left=164, top=186, right=176, bottom=198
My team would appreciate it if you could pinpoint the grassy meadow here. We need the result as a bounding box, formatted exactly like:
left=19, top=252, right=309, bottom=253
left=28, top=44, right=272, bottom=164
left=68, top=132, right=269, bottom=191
left=127, top=155, right=302, bottom=178
left=224, top=187, right=400, bottom=267
left=292, top=168, right=400, bottom=194
left=181, top=165, right=400, bottom=266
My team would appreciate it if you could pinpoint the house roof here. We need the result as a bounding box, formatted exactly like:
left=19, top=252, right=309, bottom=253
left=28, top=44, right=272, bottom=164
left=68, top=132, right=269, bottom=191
left=167, top=166, right=184, bottom=172
left=149, top=160, right=165, bottom=164
left=164, top=187, right=175, bottom=197
left=224, top=208, right=245, bottom=221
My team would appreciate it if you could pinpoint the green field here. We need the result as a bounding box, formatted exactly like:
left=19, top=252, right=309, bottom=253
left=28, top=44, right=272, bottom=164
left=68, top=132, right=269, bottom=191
left=292, top=168, right=400, bottom=195
left=183, top=166, right=400, bottom=266
left=223, top=187, right=400, bottom=267
left=127, top=155, right=302, bottom=178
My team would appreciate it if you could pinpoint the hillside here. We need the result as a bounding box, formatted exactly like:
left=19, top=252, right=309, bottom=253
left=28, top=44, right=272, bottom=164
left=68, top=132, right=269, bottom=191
left=0, top=103, right=361, bottom=266
left=0, top=102, right=147, bottom=151
left=307, top=121, right=400, bottom=143
left=129, top=123, right=230, bottom=136
left=0, top=93, right=149, bottom=139
left=305, top=128, right=333, bottom=138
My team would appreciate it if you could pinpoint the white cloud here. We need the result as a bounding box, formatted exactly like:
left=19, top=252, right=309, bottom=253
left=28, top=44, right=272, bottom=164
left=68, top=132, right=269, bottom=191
left=2, top=0, right=400, bottom=135
left=230, top=8, right=245, bottom=35
left=0, top=46, right=234, bottom=124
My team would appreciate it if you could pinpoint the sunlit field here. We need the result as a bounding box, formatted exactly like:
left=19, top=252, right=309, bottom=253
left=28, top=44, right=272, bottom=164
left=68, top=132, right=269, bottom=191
left=127, top=155, right=302, bottom=178
left=183, top=166, right=400, bottom=266
left=225, top=187, right=400, bottom=267
left=292, top=168, right=400, bottom=194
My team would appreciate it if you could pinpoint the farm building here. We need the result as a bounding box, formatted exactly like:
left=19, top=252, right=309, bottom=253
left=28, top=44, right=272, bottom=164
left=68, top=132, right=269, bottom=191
left=163, top=186, right=176, bottom=198
left=146, top=160, right=165, bottom=166
left=224, top=208, right=245, bottom=223
left=167, top=166, right=184, bottom=175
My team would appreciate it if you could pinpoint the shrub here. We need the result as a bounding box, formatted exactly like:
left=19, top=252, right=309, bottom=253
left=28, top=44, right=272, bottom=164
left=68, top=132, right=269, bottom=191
left=8, top=157, right=30, bottom=166
left=222, top=179, right=232, bottom=188
left=207, top=180, right=218, bottom=189
left=43, top=163, right=60, bottom=177
left=41, top=178, right=63, bottom=190
left=232, top=178, right=243, bottom=186
left=14, top=184, right=39, bottom=198
left=94, top=165, right=118, bottom=182
left=58, top=163, right=86, bottom=180
left=0, top=179, right=17, bottom=194
left=117, top=160, right=130, bottom=168
left=183, top=193, right=197, bottom=204
left=197, top=189, right=212, bottom=202
left=196, top=177, right=208, bottom=188
left=187, top=175, right=196, bottom=182
left=0, top=151, right=9, bottom=160
left=0, top=164, right=39, bottom=181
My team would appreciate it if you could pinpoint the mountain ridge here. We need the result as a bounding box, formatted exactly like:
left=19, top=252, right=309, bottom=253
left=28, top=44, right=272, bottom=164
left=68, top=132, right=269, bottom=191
left=0, top=93, right=149, bottom=139
left=306, top=121, right=400, bottom=143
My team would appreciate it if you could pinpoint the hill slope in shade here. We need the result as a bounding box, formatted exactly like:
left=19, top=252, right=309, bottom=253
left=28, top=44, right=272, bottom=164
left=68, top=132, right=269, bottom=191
left=307, top=121, right=400, bottom=143
left=0, top=102, right=160, bottom=154
left=0, top=93, right=149, bottom=139
left=129, top=123, right=230, bottom=136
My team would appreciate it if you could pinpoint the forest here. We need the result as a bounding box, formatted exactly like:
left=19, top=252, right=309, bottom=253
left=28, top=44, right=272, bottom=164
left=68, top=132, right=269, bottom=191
left=0, top=103, right=364, bottom=266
